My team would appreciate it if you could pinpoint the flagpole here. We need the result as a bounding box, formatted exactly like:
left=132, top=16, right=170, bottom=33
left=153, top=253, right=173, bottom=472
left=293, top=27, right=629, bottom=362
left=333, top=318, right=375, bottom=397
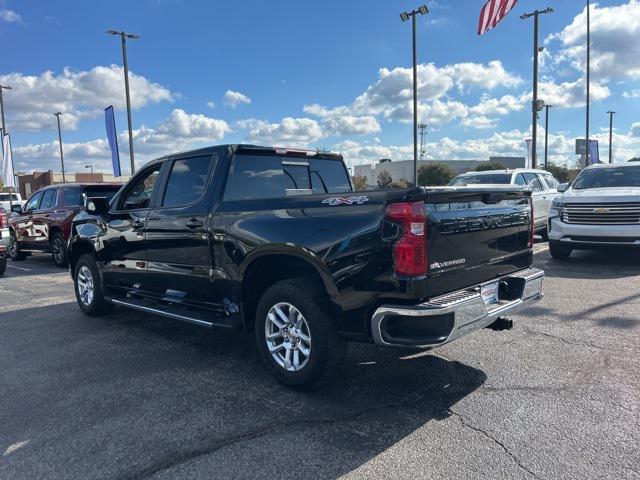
left=585, top=0, right=590, bottom=168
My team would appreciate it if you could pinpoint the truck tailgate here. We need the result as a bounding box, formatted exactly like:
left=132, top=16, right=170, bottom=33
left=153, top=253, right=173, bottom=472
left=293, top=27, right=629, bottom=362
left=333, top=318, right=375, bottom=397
left=423, top=187, right=532, bottom=298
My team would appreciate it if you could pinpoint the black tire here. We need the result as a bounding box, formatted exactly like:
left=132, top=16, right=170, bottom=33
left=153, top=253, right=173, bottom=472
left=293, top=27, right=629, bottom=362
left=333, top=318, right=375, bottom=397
left=0, top=255, right=6, bottom=276
left=73, top=253, right=112, bottom=316
left=50, top=232, right=68, bottom=267
left=255, top=278, right=346, bottom=390
left=549, top=242, right=571, bottom=260
left=540, top=227, right=549, bottom=242
left=8, top=231, right=27, bottom=261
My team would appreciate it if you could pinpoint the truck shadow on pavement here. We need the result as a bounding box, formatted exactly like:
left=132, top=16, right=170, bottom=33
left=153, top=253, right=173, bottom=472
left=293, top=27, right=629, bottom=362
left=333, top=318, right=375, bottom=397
left=540, top=248, right=640, bottom=280
left=0, top=303, right=486, bottom=480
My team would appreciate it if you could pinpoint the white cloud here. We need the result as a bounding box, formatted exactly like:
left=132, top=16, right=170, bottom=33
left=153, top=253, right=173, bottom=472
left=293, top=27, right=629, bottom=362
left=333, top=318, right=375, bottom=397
left=303, top=104, right=380, bottom=136
left=0, top=9, right=22, bottom=23
left=0, top=66, right=175, bottom=131
left=223, top=90, right=251, bottom=108
left=623, top=89, right=640, bottom=98
left=537, top=79, right=610, bottom=108
left=549, top=1, right=640, bottom=81
left=240, top=117, right=323, bottom=147
left=206, top=101, right=216, bottom=109
left=13, top=109, right=230, bottom=174
left=631, top=122, right=640, bottom=138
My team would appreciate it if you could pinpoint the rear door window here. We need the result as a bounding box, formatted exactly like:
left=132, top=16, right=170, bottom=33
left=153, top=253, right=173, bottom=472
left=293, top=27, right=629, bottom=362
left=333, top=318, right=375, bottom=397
left=161, top=155, right=214, bottom=207
left=40, top=189, right=57, bottom=209
left=523, top=173, right=543, bottom=191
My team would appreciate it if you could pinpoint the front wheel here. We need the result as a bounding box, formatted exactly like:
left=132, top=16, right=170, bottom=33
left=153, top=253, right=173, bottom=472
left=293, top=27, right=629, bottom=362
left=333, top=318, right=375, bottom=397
left=51, top=232, right=68, bottom=267
left=549, top=242, right=572, bottom=260
left=73, top=254, right=112, bottom=316
left=8, top=231, right=27, bottom=261
left=255, top=278, right=346, bottom=390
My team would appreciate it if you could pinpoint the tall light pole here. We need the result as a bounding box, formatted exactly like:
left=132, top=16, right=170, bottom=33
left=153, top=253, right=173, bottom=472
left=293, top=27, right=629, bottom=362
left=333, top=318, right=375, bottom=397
left=400, top=5, right=429, bottom=186
left=544, top=104, right=552, bottom=168
left=585, top=0, right=591, bottom=168
left=106, top=29, right=139, bottom=175
left=521, top=7, right=553, bottom=170
left=54, top=112, right=66, bottom=182
left=419, top=123, right=427, bottom=161
left=607, top=110, right=616, bottom=164
left=85, top=164, right=94, bottom=176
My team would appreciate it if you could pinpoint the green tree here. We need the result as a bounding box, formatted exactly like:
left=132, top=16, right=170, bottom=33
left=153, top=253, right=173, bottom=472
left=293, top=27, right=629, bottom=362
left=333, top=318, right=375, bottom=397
left=546, top=164, right=580, bottom=183
left=475, top=161, right=507, bottom=171
left=629, top=157, right=640, bottom=162
left=376, top=170, right=393, bottom=189
left=351, top=175, right=368, bottom=191
left=418, top=163, right=456, bottom=186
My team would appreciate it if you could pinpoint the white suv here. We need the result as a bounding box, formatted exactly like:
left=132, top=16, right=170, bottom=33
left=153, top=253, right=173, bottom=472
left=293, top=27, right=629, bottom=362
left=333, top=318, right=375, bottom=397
left=548, top=163, right=640, bottom=259
left=450, top=169, right=560, bottom=237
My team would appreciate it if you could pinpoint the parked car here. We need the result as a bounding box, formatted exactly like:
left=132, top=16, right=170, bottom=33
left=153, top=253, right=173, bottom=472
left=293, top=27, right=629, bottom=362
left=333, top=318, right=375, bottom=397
left=450, top=169, right=559, bottom=238
left=0, top=207, right=8, bottom=275
left=548, top=163, right=640, bottom=259
left=8, top=183, right=122, bottom=266
left=69, top=144, right=544, bottom=389
left=0, top=192, right=23, bottom=212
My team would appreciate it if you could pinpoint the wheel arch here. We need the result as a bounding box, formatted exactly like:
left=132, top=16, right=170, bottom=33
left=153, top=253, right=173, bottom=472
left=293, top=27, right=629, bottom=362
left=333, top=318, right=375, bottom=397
left=68, top=238, right=97, bottom=278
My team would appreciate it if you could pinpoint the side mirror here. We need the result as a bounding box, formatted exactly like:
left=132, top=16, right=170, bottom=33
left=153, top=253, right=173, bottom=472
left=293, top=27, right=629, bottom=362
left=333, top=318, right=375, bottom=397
left=10, top=204, right=22, bottom=214
left=557, top=183, right=569, bottom=193
left=85, top=197, right=110, bottom=215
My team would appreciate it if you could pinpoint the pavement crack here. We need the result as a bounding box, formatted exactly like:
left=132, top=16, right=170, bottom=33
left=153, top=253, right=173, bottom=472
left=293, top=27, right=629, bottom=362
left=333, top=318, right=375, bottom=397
left=522, top=326, right=603, bottom=350
left=447, top=408, right=541, bottom=480
left=125, top=385, right=447, bottom=480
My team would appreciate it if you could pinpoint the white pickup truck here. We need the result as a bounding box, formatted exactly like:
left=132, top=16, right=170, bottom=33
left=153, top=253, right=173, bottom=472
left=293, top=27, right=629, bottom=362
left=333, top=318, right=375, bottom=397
left=548, top=163, right=640, bottom=259
left=0, top=192, right=23, bottom=212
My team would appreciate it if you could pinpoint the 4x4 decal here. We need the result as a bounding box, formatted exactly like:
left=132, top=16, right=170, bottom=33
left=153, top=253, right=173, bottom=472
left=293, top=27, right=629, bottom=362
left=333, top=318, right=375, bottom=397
left=322, top=196, right=370, bottom=206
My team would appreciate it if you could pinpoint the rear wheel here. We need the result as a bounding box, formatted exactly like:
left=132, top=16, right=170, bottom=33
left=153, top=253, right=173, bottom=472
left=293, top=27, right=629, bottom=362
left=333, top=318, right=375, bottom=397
left=539, top=227, right=549, bottom=242
left=549, top=242, right=572, bottom=260
left=51, top=232, right=68, bottom=267
left=255, top=278, right=346, bottom=390
left=73, top=254, right=112, bottom=316
left=0, top=255, right=6, bottom=276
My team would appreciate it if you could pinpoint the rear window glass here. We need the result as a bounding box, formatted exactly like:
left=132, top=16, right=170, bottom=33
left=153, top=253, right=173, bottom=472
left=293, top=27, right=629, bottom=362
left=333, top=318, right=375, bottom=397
left=63, top=185, right=120, bottom=206
left=572, top=166, right=640, bottom=189
left=0, top=194, right=19, bottom=202
left=224, top=155, right=352, bottom=201
left=450, top=174, right=512, bottom=186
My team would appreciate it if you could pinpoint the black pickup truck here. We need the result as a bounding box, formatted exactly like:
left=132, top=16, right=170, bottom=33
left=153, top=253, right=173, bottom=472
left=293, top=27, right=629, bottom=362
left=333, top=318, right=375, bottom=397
left=69, top=145, right=544, bottom=389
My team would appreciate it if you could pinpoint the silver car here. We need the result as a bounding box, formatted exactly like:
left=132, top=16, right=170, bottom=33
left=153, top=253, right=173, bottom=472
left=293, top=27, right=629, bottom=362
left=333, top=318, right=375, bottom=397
left=450, top=169, right=560, bottom=238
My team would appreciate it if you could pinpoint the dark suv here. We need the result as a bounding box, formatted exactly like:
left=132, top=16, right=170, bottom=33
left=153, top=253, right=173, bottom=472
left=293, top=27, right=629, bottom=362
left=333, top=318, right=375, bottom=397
left=8, top=183, right=122, bottom=266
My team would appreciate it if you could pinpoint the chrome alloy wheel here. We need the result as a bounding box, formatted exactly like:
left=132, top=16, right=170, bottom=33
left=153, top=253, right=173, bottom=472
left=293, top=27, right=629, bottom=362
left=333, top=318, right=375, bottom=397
left=77, top=265, right=95, bottom=306
left=265, top=302, right=312, bottom=372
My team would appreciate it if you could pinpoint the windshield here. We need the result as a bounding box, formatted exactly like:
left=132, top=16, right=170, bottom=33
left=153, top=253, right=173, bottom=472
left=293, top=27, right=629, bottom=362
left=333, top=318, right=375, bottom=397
left=450, top=174, right=511, bottom=186
left=572, top=166, right=640, bottom=189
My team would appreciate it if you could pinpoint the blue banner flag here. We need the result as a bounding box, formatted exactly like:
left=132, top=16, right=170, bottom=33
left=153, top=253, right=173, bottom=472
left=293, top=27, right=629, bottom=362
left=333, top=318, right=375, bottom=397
left=105, top=106, right=121, bottom=177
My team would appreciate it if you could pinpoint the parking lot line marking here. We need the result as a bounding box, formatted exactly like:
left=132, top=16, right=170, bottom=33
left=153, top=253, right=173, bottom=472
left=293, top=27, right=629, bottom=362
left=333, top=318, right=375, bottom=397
left=6, top=265, right=31, bottom=272
left=534, top=246, right=549, bottom=254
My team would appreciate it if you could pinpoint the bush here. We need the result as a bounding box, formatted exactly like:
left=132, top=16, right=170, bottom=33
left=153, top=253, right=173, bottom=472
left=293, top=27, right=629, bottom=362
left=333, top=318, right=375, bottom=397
left=351, top=175, right=368, bottom=191
left=475, top=161, right=507, bottom=171
left=390, top=178, right=414, bottom=188
left=376, top=170, right=393, bottom=189
left=418, top=163, right=456, bottom=186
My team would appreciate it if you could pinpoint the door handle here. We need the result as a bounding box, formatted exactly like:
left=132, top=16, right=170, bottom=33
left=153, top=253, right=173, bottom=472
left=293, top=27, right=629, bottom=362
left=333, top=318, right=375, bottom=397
left=131, top=219, right=145, bottom=229
left=185, top=219, right=204, bottom=229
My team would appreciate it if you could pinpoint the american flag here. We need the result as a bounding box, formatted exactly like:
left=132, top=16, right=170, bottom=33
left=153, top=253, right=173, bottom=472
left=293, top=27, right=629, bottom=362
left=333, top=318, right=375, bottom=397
left=478, top=0, right=518, bottom=36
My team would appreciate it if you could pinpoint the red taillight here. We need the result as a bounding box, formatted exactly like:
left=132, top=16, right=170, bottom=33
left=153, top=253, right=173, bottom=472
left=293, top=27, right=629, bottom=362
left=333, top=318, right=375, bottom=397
left=386, top=202, right=427, bottom=277
left=0, top=209, right=7, bottom=229
left=528, top=199, right=534, bottom=248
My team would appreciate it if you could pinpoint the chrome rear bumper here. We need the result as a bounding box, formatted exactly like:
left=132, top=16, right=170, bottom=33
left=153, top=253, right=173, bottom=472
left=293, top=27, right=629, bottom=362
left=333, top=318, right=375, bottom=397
left=371, top=267, right=544, bottom=347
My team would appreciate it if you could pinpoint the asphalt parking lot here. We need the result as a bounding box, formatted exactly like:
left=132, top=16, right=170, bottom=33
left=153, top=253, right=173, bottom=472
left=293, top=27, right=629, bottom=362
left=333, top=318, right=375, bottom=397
left=1, top=245, right=639, bottom=480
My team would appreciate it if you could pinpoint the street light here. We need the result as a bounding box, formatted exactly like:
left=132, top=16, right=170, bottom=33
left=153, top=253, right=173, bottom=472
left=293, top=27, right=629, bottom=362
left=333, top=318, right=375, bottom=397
left=85, top=164, right=94, bottom=176
left=607, top=110, right=616, bottom=164
left=54, top=112, right=66, bottom=183
left=521, top=7, right=553, bottom=169
left=106, top=29, right=139, bottom=175
left=0, top=84, right=12, bottom=136
left=400, top=5, right=429, bottom=186
left=544, top=104, right=552, bottom=168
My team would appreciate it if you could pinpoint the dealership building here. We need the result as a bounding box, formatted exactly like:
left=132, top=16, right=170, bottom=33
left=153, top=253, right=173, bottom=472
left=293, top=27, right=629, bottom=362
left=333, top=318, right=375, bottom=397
left=353, top=157, right=526, bottom=187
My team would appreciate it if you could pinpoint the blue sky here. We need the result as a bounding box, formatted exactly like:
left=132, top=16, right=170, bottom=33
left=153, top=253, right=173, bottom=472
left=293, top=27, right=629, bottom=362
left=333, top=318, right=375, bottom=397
left=1, top=0, right=639, bottom=175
